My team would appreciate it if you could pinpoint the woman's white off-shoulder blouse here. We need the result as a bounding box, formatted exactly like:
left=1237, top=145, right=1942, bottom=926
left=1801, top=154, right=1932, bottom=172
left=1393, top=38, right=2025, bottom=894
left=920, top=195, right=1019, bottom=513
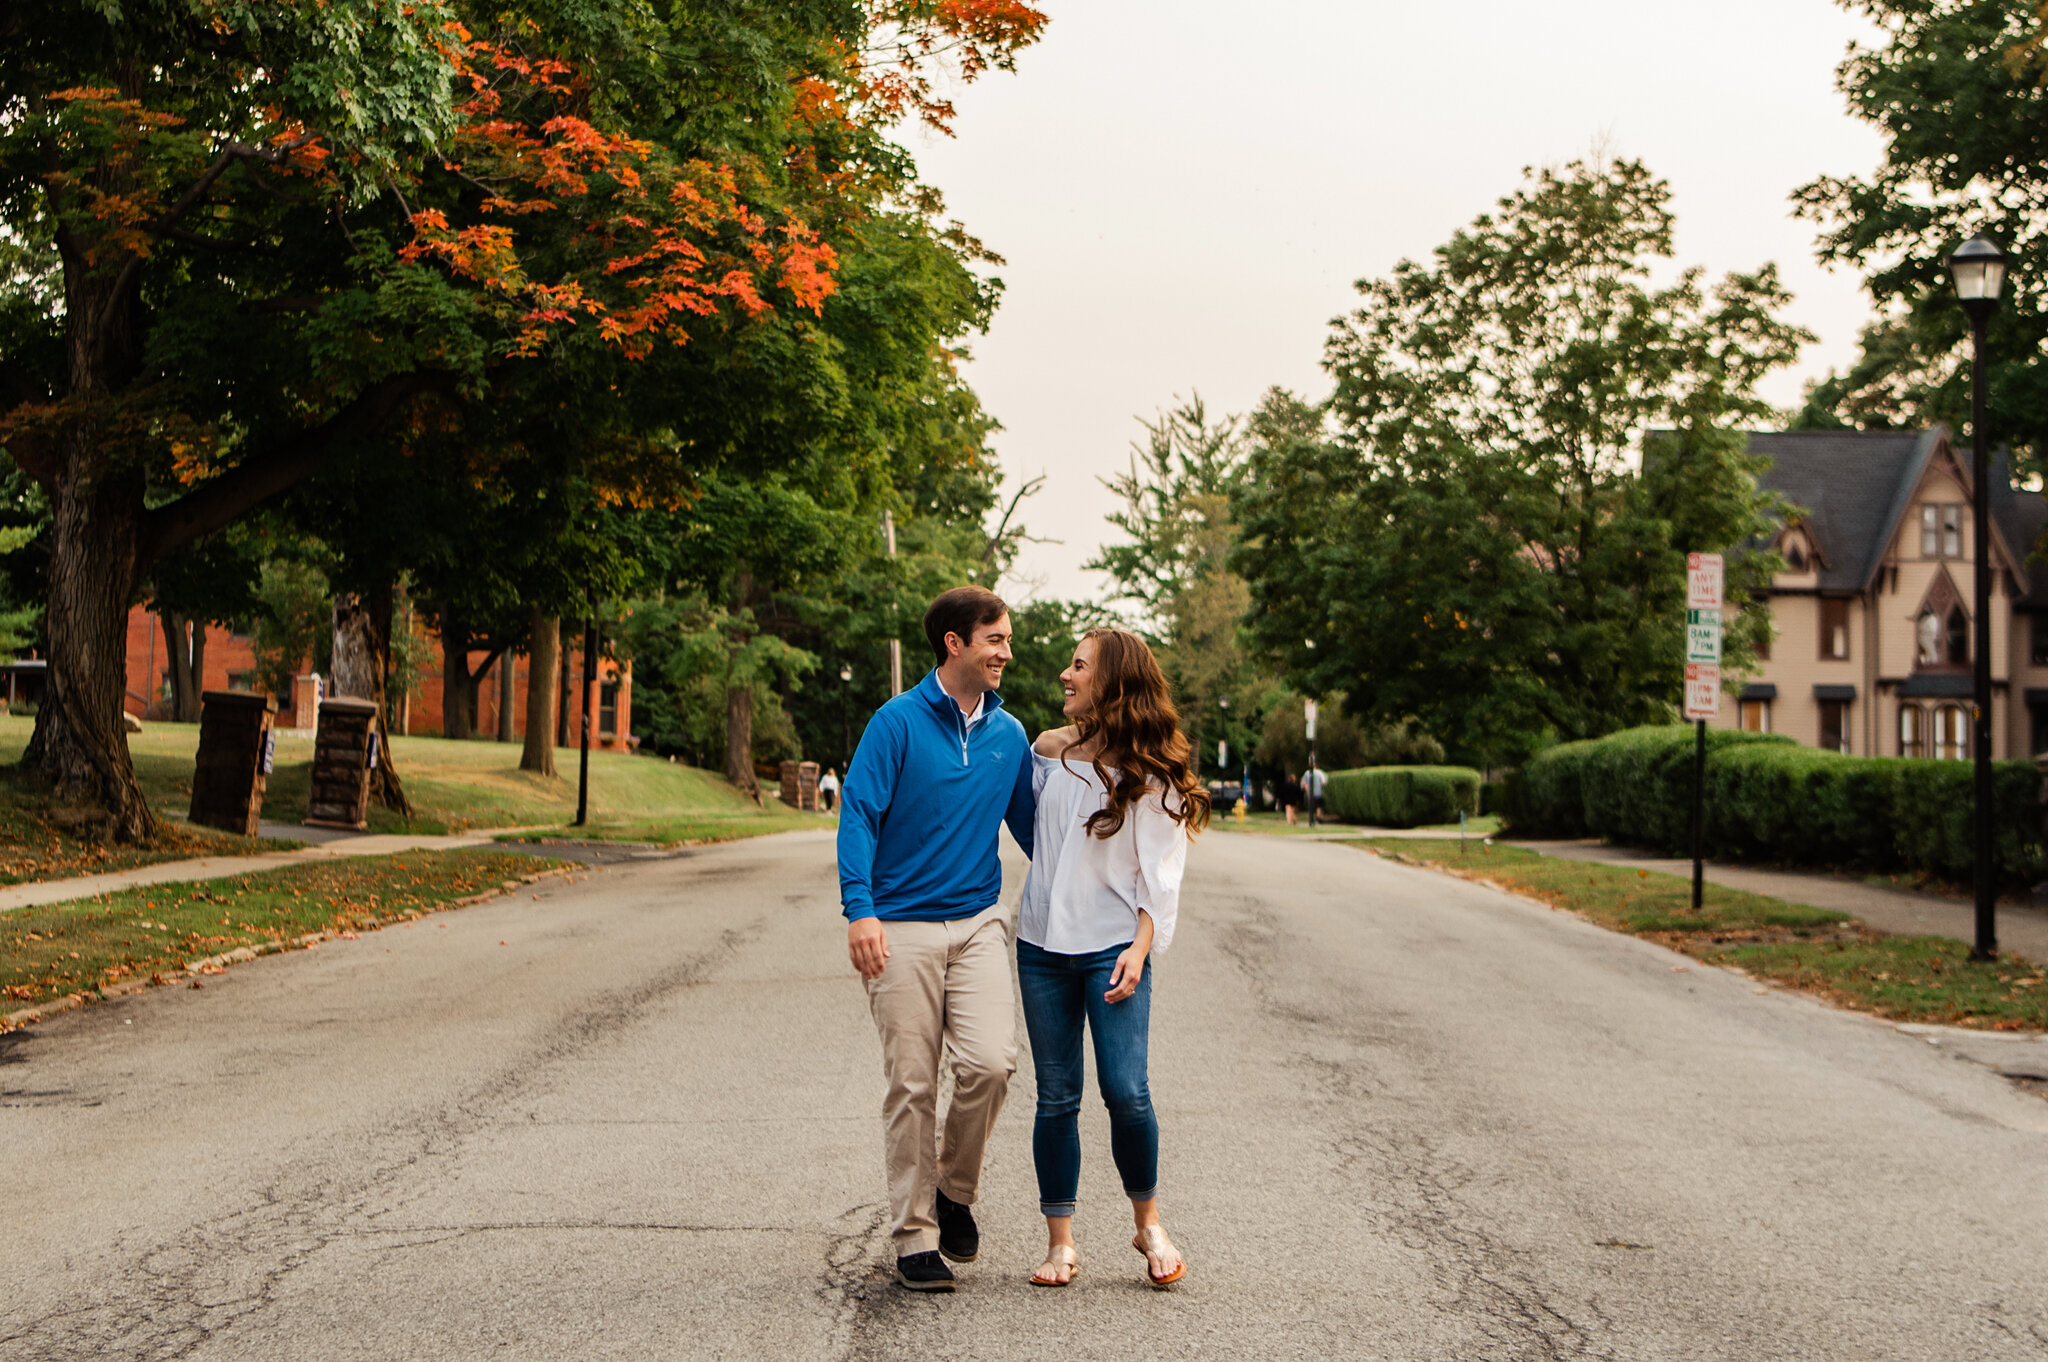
left=1017, top=750, right=1189, bottom=957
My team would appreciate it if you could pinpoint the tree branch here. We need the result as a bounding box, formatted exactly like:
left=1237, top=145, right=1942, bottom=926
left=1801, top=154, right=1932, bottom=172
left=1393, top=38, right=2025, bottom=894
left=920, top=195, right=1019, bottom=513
left=96, top=136, right=318, bottom=337
left=137, top=370, right=452, bottom=572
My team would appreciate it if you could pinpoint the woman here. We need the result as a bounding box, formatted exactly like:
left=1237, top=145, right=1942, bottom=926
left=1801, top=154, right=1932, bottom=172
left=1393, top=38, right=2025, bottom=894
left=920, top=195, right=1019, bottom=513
left=1017, top=628, right=1210, bottom=1289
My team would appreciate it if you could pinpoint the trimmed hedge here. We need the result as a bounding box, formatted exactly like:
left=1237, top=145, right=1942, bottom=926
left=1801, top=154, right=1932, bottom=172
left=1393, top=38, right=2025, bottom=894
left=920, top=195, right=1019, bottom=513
left=1323, top=765, right=1481, bottom=828
left=1504, top=724, right=2044, bottom=890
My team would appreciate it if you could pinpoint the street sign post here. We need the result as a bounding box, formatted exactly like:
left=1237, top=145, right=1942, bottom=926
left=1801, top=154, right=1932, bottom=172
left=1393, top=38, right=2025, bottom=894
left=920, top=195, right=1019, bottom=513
left=1684, top=554, right=1724, bottom=909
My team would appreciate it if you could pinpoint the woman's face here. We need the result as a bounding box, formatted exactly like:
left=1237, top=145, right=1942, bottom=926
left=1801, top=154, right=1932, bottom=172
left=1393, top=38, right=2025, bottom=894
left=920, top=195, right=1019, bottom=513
left=1060, top=636, right=1099, bottom=719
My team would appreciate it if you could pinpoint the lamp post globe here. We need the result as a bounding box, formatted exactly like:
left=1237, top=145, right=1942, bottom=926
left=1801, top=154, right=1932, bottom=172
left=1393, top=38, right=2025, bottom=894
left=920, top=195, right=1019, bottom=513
left=1949, top=231, right=2007, bottom=962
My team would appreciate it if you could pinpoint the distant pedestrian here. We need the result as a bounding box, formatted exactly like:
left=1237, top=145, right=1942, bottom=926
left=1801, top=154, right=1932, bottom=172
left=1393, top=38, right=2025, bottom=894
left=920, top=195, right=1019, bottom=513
left=1280, top=770, right=1303, bottom=826
left=1018, top=627, right=1208, bottom=1290
left=837, top=586, right=1037, bottom=1293
left=1303, top=764, right=1327, bottom=817
left=818, top=766, right=840, bottom=812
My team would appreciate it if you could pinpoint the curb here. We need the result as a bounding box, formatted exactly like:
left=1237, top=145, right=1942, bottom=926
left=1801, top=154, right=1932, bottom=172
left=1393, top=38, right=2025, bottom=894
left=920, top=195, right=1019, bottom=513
left=2, top=865, right=581, bottom=1034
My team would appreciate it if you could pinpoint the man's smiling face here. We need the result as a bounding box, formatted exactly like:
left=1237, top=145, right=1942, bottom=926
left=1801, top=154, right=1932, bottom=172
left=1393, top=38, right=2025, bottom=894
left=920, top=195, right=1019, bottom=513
left=948, top=614, right=1013, bottom=694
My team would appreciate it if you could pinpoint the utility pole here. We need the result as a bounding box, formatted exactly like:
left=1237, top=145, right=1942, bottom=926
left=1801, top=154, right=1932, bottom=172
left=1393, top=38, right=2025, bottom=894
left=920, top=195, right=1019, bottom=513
left=884, top=510, right=902, bottom=697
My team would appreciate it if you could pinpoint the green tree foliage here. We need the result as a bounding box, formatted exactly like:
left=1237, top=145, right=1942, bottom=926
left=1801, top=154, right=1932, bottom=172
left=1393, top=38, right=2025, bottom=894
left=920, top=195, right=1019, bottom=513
left=622, top=595, right=815, bottom=777
left=1088, top=396, right=1263, bottom=774
left=1234, top=159, right=1803, bottom=765
left=1254, top=694, right=1444, bottom=775
left=1793, top=0, right=2048, bottom=458
left=250, top=560, right=331, bottom=703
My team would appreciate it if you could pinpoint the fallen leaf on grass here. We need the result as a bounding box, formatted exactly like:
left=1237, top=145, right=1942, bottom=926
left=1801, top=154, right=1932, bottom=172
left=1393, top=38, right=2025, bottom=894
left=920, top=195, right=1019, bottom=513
left=1669, top=965, right=1689, bottom=973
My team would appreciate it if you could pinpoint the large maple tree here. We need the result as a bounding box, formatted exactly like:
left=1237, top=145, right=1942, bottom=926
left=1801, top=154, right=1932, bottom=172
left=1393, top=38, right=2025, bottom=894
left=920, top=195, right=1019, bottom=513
left=0, top=0, right=1044, bottom=839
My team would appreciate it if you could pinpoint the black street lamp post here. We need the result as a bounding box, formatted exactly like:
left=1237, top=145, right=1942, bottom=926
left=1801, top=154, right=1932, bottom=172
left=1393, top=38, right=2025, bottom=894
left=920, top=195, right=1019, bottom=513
left=1949, top=232, right=2009, bottom=962
left=839, top=663, right=853, bottom=768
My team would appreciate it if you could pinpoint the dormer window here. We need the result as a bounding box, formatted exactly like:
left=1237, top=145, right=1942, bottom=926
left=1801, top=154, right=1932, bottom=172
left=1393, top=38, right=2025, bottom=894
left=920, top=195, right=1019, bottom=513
left=1784, top=539, right=1808, bottom=571
left=1918, top=604, right=1969, bottom=666
left=1921, top=503, right=1962, bottom=558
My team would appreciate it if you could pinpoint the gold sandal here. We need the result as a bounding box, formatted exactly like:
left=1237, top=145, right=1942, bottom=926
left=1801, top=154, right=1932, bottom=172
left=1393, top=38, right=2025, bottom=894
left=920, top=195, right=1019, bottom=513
left=1030, top=1243, right=1080, bottom=1287
left=1132, top=1224, right=1185, bottom=1288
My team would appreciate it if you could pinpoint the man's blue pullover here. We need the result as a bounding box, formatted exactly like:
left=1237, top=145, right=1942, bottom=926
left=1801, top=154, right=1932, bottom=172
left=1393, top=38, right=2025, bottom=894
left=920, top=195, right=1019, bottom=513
left=837, top=668, right=1036, bottom=923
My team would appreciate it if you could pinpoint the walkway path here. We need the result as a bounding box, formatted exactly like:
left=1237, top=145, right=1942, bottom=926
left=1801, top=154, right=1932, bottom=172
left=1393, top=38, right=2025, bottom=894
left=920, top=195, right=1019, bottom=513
left=0, top=827, right=528, bottom=915
left=1506, top=837, right=2048, bottom=964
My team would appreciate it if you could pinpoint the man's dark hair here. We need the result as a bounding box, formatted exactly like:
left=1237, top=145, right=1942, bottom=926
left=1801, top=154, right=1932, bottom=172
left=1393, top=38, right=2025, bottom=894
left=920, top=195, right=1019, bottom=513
left=924, top=585, right=1010, bottom=665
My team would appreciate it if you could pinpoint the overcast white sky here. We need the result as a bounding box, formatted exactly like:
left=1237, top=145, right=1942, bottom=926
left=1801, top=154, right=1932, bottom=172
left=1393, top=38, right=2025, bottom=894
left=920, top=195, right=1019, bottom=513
left=910, top=0, right=1890, bottom=604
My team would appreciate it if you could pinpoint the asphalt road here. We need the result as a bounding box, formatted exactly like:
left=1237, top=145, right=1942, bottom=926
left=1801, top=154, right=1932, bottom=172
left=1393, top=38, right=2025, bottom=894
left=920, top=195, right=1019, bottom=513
left=5, top=828, right=2047, bottom=1361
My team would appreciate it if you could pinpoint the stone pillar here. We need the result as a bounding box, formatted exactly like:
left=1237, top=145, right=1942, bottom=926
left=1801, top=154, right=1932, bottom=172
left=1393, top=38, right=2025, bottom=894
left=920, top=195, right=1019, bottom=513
left=799, top=760, right=820, bottom=811
left=292, top=673, right=321, bottom=730
left=305, top=696, right=379, bottom=830
left=189, top=690, right=277, bottom=837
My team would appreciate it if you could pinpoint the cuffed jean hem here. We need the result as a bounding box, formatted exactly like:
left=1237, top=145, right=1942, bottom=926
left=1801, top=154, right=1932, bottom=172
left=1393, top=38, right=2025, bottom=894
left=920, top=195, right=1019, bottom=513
left=1040, top=1201, right=1077, bottom=1219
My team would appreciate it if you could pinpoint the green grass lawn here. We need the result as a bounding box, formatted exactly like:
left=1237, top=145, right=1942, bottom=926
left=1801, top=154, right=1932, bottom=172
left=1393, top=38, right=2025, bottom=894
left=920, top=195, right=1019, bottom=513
left=1, top=847, right=563, bottom=1016
left=0, top=714, right=813, bottom=869
left=1364, top=838, right=2047, bottom=1031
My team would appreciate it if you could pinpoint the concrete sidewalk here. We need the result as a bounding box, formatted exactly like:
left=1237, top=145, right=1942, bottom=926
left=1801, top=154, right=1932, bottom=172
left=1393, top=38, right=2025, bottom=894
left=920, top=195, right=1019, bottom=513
left=1507, top=838, right=2048, bottom=965
left=0, top=828, right=522, bottom=915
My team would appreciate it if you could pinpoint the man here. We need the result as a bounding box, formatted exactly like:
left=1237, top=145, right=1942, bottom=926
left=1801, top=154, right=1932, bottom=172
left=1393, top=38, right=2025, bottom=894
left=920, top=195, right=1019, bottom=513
left=838, top=585, right=1036, bottom=1292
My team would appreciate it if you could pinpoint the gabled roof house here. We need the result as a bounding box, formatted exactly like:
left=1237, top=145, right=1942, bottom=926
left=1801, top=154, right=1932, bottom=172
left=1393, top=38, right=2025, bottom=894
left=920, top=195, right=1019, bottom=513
left=1714, top=427, right=2048, bottom=759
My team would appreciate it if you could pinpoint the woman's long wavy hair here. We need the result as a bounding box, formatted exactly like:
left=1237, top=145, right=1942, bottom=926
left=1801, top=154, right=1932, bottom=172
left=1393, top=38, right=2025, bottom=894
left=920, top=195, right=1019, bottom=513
left=1060, top=628, right=1211, bottom=840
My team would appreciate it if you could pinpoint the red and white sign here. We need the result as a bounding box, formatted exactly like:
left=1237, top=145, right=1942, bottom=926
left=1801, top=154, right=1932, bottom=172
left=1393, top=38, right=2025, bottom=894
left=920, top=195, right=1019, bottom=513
left=1686, top=552, right=1724, bottom=610
left=1683, top=662, right=1720, bottom=721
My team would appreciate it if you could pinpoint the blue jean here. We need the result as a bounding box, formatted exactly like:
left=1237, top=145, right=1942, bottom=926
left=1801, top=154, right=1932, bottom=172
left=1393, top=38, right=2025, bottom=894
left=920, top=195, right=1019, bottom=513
left=1015, top=938, right=1158, bottom=1218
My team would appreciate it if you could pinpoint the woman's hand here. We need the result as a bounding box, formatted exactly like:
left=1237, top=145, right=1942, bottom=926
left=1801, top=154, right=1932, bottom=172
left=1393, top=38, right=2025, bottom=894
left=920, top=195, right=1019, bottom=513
left=1105, top=942, right=1146, bottom=1003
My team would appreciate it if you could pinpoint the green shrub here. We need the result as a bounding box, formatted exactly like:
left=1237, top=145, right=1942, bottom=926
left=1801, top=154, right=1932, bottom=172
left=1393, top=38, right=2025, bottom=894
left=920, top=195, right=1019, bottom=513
left=1323, top=765, right=1481, bottom=827
left=1505, top=723, right=2045, bottom=890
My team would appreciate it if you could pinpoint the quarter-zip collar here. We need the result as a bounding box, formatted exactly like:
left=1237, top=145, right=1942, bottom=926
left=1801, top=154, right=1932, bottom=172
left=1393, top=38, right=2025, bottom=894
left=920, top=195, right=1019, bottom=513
left=918, top=668, right=1006, bottom=767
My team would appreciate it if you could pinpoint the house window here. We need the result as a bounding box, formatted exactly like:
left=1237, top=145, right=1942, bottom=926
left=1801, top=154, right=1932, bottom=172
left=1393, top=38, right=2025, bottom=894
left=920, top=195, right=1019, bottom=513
left=1921, top=504, right=1963, bottom=557
left=2034, top=616, right=2048, bottom=667
left=1899, top=704, right=1924, bottom=758
left=1785, top=539, right=1808, bottom=571
left=1819, top=700, right=1849, bottom=754
left=1921, top=605, right=1970, bottom=666
left=599, top=679, right=620, bottom=737
left=2032, top=703, right=2048, bottom=755
left=1739, top=699, right=1771, bottom=733
left=1819, top=599, right=1849, bottom=660
left=1935, top=704, right=1969, bottom=761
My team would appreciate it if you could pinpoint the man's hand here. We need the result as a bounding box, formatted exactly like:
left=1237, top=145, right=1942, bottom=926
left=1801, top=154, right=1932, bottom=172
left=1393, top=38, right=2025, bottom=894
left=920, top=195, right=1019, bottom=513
left=849, top=917, right=890, bottom=980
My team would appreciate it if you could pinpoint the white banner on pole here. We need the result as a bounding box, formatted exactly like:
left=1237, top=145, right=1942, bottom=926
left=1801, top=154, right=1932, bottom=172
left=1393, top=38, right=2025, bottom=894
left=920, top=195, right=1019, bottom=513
left=1683, top=662, right=1720, bottom=721
left=1304, top=698, right=1318, bottom=741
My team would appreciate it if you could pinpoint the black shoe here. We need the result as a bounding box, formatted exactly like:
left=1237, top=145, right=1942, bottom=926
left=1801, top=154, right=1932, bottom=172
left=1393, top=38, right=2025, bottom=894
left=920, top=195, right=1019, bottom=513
left=934, top=1188, right=979, bottom=1263
left=895, top=1250, right=956, bottom=1292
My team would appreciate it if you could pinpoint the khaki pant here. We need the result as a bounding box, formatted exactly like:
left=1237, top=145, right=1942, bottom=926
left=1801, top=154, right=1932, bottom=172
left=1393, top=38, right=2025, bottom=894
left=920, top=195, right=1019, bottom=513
left=864, top=902, right=1018, bottom=1256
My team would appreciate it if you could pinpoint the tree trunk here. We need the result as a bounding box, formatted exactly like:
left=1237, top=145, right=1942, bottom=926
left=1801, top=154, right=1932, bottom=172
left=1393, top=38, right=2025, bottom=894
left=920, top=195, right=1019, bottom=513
left=556, top=637, right=572, bottom=747
left=440, top=606, right=472, bottom=741
left=726, top=682, right=757, bottom=799
left=160, top=609, right=196, bottom=721
left=186, top=623, right=205, bottom=722
left=332, top=590, right=412, bottom=817
left=24, top=452, right=153, bottom=841
left=20, top=234, right=156, bottom=840
left=521, top=609, right=558, bottom=777
left=496, top=649, right=515, bottom=742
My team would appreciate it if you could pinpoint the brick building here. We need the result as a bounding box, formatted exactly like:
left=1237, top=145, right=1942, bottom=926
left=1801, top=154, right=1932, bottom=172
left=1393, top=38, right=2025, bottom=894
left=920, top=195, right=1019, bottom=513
left=1708, top=427, right=2048, bottom=759
left=120, top=606, right=633, bottom=749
